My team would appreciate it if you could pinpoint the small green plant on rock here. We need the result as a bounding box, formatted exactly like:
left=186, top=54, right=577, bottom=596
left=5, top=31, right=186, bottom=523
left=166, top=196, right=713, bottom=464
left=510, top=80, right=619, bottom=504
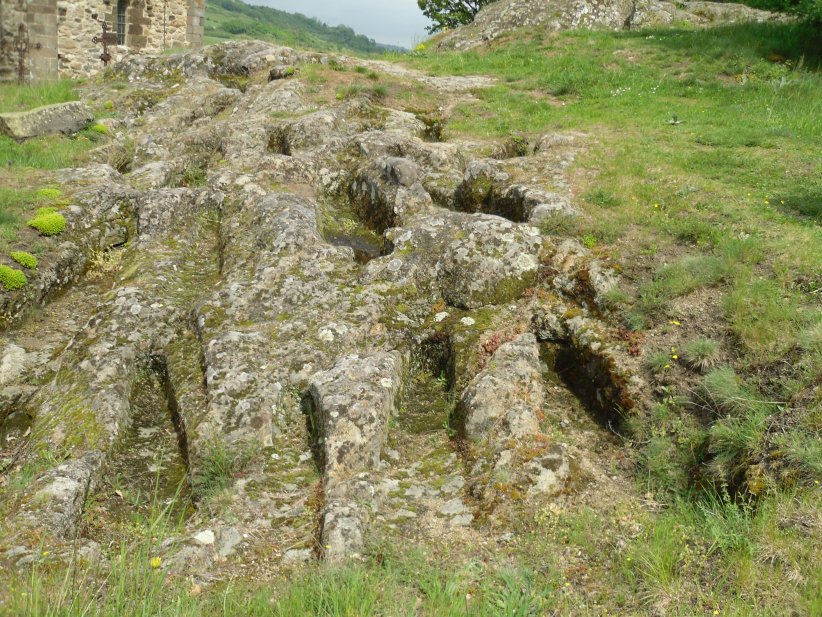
left=35, top=188, right=62, bottom=200
left=0, top=264, right=27, bottom=290
left=10, top=251, right=37, bottom=270
left=27, top=208, right=66, bottom=236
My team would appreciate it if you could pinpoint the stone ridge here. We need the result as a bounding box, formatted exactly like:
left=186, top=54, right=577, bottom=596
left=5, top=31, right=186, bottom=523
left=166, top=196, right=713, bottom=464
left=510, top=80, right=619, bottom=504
left=436, top=0, right=784, bottom=49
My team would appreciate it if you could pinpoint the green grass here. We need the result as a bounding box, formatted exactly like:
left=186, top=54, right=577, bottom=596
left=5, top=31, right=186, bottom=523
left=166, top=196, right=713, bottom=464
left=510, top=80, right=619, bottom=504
left=0, top=81, right=76, bottom=113
left=0, top=81, right=102, bottom=171
left=683, top=338, right=722, bottom=372
left=0, top=129, right=102, bottom=170
left=191, top=441, right=253, bottom=503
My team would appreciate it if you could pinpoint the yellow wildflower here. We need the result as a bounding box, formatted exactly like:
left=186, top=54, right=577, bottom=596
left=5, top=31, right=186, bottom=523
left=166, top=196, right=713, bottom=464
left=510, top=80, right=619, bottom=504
left=149, top=556, right=162, bottom=569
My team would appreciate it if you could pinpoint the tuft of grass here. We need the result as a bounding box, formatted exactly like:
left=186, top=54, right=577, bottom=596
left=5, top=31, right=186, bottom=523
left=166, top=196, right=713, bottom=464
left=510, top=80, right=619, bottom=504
left=699, top=367, right=768, bottom=416
left=683, top=338, right=721, bottom=373
left=775, top=430, right=822, bottom=480
left=191, top=441, right=252, bottom=502
left=698, top=490, right=755, bottom=556
left=175, top=163, right=208, bottom=188
left=583, top=187, right=621, bottom=208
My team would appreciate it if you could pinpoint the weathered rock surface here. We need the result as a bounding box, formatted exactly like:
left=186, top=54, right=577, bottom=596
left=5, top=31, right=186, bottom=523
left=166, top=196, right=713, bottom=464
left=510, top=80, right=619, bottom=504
left=0, top=40, right=642, bottom=577
left=0, top=101, right=93, bottom=140
left=310, top=352, right=404, bottom=560
left=459, top=333, right=571, bottom=499
left=461, top=333, right=544, bottom=442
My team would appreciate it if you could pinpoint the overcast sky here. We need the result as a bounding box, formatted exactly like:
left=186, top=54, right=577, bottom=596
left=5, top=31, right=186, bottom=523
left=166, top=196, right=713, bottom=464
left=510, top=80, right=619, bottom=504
left=255, top=0, right=432, bottom=49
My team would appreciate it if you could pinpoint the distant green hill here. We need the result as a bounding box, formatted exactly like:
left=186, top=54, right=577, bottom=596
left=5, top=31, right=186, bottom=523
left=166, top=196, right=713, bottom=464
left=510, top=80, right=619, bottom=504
left=205, top=0, right=405, bottom=53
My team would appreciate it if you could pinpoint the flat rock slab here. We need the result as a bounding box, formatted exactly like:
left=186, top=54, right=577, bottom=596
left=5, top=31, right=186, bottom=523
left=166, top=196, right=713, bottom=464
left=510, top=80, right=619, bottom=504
left=0, top=101, right=93, bottom=140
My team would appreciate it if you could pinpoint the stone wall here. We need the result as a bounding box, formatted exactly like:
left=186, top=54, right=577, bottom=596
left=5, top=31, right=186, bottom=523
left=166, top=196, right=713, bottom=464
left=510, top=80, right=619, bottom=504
left=58, top=0, right=205, bottom=77
left=2, top=0, right=204, bottom=81
left=1, top=0, right=59, bottom=83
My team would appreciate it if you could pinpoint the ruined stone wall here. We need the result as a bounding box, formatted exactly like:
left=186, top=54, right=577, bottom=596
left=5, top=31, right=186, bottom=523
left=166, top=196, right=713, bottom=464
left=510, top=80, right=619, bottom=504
left=1, top=0, right=59, bottom=83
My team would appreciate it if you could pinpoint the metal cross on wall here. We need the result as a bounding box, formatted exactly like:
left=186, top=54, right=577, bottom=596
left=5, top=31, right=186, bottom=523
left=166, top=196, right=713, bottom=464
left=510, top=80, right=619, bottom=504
left=90, top=13, right=118, bottom=66
left=14, top=23, right=28, bottom=83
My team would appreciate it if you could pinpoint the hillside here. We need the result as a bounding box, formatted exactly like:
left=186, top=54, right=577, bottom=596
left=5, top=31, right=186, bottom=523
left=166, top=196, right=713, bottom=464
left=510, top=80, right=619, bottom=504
left=0, top=2, right=820, bottom=616
left=204, top=0, right=403, bottom=53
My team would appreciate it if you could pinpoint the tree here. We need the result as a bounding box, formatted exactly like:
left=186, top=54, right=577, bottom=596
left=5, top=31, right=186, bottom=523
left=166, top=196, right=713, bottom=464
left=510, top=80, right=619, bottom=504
left=417, top=0, right=497, bottom=33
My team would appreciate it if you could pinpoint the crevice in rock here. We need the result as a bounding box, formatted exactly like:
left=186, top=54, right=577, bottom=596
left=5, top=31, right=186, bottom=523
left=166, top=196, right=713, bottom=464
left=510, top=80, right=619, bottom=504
left=301, top=392, right=325, bottom=473
left=400, top=334, right=457, bottom=435
left=418, top=332, right=457, bottom=392
left=452, top=164, right=528, bottom=223
left=0, top=409, right=32, bottom=450
left=0, top=407, right=32, bottom=474
left=490, top=136, right=532, bottom=160
left=150, top=355, right=191, bottom=474
left=267, top=126, right=291, bottom=156
left=540, top=342, right=627, bottom=430
left=107, top=354, right=192, bottom=516
left=325, top=231, right=385, bottom=264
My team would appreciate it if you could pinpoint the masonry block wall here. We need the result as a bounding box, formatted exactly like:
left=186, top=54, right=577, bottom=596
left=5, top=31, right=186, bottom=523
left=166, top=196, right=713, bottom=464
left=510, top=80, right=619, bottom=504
left=0, top=0, right=204, bottom=82
left=1, top=0, right=59, bottom=82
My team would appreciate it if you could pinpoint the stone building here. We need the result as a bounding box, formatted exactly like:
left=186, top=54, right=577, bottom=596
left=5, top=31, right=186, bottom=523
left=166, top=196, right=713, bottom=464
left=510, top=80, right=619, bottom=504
left=1, top=0, right=205, bottom=82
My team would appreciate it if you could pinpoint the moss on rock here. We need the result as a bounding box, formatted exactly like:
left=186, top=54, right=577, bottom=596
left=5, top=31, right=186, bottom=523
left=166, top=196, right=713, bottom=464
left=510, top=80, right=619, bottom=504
left=0, top=264, right=27, bottom=290
left=27, top=210, right=67, bottom=236
left=10, top=251, right=37, bottom=270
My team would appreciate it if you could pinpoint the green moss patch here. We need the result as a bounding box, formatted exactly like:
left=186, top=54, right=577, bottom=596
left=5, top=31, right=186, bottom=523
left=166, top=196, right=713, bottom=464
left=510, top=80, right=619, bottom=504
left=27, top=210, right=66, bottom=236
left=10, top=251, right=37, bottom=269
left=0, top=264, right=27, bottom=290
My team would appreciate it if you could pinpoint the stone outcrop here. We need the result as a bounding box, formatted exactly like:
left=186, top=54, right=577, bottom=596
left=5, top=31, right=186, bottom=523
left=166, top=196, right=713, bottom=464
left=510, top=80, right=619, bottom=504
left=437, top=0, right=785, bottom=49
left=309, top=352, right=404, bottom=560
left=0, top=41, right=641, bottom=574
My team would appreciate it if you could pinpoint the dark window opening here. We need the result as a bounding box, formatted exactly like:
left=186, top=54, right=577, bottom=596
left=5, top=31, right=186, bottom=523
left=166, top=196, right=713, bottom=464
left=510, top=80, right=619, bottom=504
left=117, top=0, right=127, bottom=45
